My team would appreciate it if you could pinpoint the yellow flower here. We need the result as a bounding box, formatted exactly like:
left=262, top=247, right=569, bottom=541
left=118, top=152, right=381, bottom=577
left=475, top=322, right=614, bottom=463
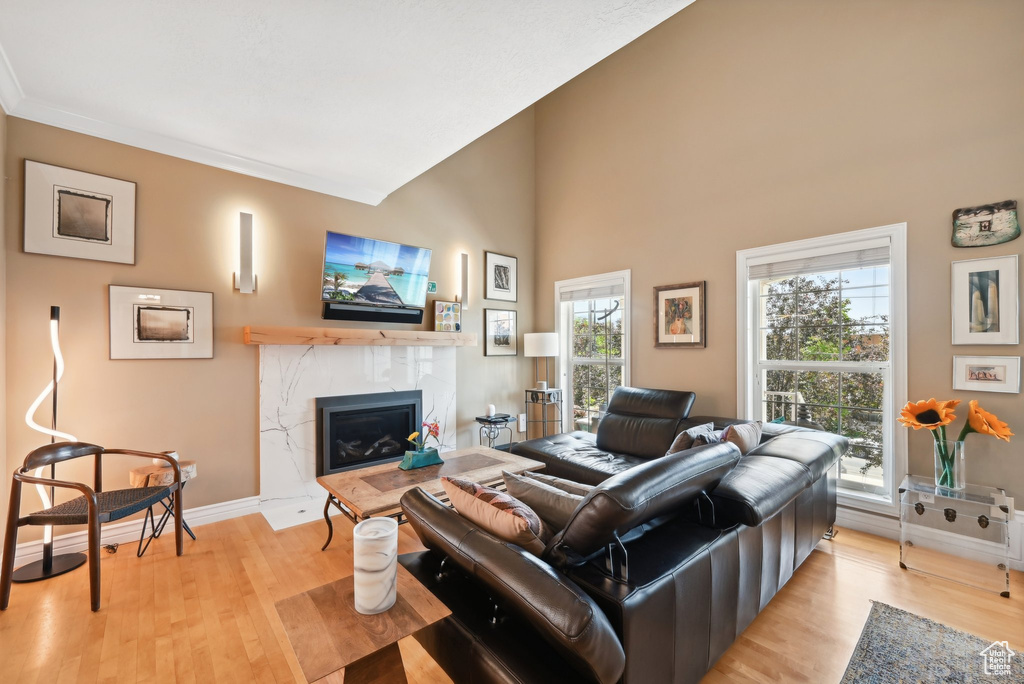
left=408, top=431, right=420, bottom=441
left=967, top=400, right=1013, bottom=442
left=898, top=398, right=959, bottom=430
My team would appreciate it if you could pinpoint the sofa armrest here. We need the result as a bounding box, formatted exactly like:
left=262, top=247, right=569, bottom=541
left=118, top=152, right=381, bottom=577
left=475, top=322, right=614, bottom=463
left=401, top=487, right=626, bottom=684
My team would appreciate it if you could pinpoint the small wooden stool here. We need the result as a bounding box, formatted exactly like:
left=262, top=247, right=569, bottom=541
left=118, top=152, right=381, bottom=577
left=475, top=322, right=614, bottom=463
left=129, top=460, right=198, bottom=556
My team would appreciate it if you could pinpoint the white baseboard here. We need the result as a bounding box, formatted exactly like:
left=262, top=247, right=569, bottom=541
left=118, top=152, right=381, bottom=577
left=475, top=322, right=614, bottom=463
left=10, top=496, right=260, bottom=566
left=836, top=504, right=1024, bottom=572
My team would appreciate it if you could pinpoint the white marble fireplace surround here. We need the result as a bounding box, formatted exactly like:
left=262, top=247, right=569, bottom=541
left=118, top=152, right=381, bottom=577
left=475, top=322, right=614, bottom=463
left=259, top=344, right=456, bottom=530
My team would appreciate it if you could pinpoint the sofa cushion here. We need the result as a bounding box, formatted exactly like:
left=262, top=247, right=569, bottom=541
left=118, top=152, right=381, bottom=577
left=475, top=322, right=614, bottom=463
left=707, top=456, right=813, bottom=527
left=595, top=387, right=696, bottom=460
left=666, top=421, right=716, bottom=455
left=503, top=470, right=583, bottom=531
left=522, top=471, right=594, bottom=497
left=442, top=477, right=551, bottom=555
left=511, top=431, right=644, bottom=485
left=747, top=430, right=846, bottom=481
left=544, top=442, right=742, bottom=568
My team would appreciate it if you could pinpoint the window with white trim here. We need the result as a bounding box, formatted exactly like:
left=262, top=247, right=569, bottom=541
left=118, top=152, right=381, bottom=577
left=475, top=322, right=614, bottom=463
left=554, top=271, right=631, bottom=434
left=737, top=225, right=907, bottom=511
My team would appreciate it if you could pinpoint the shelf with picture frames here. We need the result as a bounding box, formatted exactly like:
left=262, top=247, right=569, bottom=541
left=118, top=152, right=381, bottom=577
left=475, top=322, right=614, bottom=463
left=242, top=325, right=477, bottom=347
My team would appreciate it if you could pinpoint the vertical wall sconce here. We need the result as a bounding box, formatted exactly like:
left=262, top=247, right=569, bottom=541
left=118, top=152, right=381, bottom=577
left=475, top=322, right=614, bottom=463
left=458, top=252, right=469, bottom=310
left=234, top=211, right=256, bottom=294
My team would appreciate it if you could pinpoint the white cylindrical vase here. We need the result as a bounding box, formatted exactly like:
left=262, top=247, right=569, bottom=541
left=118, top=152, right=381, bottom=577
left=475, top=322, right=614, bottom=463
left=352, top=517, right=399, bottom=615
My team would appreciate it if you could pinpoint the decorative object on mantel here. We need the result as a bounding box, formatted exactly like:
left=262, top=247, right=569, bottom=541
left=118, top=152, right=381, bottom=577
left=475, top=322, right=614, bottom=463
left=432, top=300, right=462, bottom=332
left=951, top=200, right=1019, bottom=248
left=13, top=305, right=87, bottom=583
left=243, top=325, right=477, bottom=346
left=109, top=285, right=213, bottom=359
left=399, top=420, right=444, bottom=471
left=352, top=517, right=399, bottom=615
left=951, top=254, right=1019, bottom=345
left=953, top=355, right=1021, bottom=393
left=484, top=309, right=517, bottom=356
left=654, top=281, right=706, bottom=348
left=524, top=332, right=559, bottom=390
left=484, top=251, right=517, bottom=302
left=898, top=397, right=1013, bottom=491
left=23, top=160, right=137, bottom=264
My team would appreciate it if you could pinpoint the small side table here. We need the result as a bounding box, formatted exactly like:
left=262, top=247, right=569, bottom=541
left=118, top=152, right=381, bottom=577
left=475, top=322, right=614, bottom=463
left=525, top=388, right=562, bottom=440
left=899, top=474, right=1013, bottom=597
left=475, top=414, right=516, bottom=449
left=129, top=460, right=198, bottom=557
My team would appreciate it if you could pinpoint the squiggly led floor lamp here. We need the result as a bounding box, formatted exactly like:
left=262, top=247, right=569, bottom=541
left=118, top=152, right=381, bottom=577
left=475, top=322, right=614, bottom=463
left=12, top=306, right=87, bottom=582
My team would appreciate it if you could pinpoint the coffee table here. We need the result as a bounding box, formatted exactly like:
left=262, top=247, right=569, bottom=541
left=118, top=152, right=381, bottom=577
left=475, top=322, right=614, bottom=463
left=275, top=564, right=451, bottom=683
left=316, top=446, right=545, bottom=550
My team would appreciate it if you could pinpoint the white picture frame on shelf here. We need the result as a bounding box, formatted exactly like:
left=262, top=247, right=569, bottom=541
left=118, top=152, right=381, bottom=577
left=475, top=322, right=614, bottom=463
left=951, top=254, right=1018, bottom=345
left=484, top=251, right=517, bottom=302
left=24, top=160, right=137, bottom=264
left=109, top=285, right=213, bottom=359
left=952, top=356, right=1020, bottom=393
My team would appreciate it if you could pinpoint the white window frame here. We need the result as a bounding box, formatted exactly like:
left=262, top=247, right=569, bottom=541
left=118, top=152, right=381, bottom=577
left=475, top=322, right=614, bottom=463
left=736, top=224, right=908, bottom=515
left=554, top=270, right=632, bottom=433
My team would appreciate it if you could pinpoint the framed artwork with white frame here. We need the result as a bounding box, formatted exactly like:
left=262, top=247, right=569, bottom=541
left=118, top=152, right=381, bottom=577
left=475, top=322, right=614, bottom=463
left=484, top=251, right=517, bottom=302
left=484, top=308, right=517, bottom=356
left=951, top=254, right=1018, bottom=345
left=109, top=285, right=213, bottom=359
left=952, top=355, right=1020, bottom=393
left=24, top=160, right=137, bottom=264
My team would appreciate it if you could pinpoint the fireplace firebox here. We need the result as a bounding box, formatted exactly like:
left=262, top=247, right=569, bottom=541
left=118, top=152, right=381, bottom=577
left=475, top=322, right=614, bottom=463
left=315, top=391, right=422, bottom=476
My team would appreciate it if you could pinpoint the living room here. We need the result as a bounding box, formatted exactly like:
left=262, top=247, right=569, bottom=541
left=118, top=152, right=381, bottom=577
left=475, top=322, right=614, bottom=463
left=0, top=1, right=1022, bottom=682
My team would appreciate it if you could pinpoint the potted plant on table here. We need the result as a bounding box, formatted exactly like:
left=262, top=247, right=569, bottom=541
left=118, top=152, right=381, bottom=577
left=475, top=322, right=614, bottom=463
left=399, top=419, right=444, bottom=471
left=898, top=398, right=1013, bottom=490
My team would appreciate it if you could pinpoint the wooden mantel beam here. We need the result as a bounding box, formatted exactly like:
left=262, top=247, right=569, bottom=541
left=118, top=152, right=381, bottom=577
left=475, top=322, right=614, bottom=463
left=243, top=326, right=477, bottom=347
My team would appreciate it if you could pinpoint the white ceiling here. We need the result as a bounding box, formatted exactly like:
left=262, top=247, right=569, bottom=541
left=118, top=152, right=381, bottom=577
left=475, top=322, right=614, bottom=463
left=0, top=1, right=694, bottom=205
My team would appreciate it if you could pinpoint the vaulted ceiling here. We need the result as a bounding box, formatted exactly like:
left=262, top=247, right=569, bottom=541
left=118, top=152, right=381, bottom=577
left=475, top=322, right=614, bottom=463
left=0, top=1, right=694, bottom=205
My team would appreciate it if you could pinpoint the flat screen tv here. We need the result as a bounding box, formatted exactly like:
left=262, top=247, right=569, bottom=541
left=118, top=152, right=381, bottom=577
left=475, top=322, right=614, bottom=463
left=321, top=232, right=432, bottom=310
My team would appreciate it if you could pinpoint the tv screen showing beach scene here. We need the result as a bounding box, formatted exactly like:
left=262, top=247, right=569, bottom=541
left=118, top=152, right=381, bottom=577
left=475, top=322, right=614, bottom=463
left=321, top=232, right=432, bottom=308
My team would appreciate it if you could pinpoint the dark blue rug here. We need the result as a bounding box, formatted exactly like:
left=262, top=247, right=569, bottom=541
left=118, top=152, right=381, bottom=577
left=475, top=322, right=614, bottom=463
left=841, top=602, right=1019, bottom=683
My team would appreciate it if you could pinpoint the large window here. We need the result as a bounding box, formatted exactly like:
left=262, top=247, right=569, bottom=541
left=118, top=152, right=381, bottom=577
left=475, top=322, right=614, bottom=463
left=555, top=271, right=631, bottom=433
left=737, top=225, right=907, bottom=511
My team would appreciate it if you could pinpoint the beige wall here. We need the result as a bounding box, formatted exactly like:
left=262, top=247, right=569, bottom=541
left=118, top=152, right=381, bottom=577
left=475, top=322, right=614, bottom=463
left=535, top=0, right=1024, bottom=497
left=4, top=111, right=535, bottom=534
left=0, top=105, right=7, bottom=548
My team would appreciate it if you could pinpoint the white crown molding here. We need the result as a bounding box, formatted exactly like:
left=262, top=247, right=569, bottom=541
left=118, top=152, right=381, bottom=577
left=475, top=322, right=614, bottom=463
left=8, top=495, right=260, bottom=566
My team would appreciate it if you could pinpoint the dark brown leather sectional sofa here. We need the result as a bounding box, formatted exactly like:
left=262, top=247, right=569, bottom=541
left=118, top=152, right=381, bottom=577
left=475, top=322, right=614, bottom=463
left=399, top=387, right=848, bottom=684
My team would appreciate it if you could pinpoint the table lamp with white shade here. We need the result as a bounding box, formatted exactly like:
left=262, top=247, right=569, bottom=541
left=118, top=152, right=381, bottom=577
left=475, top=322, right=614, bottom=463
left=524, top=332, right=559, bottom=390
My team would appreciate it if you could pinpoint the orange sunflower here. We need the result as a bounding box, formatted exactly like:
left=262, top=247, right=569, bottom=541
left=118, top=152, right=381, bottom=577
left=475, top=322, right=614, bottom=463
left=961, top=400, right=1014, bottom=442
left=897, top=398, right=960, bottom=431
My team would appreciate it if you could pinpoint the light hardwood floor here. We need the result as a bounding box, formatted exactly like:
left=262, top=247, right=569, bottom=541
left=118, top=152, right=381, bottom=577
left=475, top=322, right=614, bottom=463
left=0, top=514, right=1021, bottom=683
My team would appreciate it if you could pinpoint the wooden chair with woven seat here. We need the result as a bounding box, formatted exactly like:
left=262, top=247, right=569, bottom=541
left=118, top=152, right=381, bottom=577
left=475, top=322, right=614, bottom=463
left=0, top=442, right=184, bottom=612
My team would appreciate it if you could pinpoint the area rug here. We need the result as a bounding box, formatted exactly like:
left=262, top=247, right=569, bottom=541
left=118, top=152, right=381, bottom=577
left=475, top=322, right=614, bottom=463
left=841, top=602, right=1017, bottom=683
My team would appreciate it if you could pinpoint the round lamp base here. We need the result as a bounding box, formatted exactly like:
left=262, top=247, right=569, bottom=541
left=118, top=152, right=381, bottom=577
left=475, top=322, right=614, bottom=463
left=11, top=552, right=87, bottom=583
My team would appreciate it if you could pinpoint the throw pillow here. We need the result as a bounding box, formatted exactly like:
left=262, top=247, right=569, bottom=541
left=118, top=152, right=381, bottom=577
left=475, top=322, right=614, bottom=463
left=503, top=470, right=584, bottom=531
left=692, top=430, right=723, bottom=447
left=521, top=471, right=594, bottom=497
left=666, top=422, right=717, bottom=455
left=442, top=477, right=551, bottom=555
left=721, top=421, right=763, bottom=454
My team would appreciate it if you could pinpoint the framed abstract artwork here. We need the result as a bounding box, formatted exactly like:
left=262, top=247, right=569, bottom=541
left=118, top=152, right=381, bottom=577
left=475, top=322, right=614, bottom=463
left=484, top=308, right=517, bottom=356
left=109, top=285, right=213, bottom=359
left=952, top=356, right=1021, bottom=393
left=484, top=251, right=517, bottom=302
left=654, top=281, right=706, bottom=348
left=24, top=160, right=136, bottom=264
left=951, top=255, right=1018, bottom=345
left=432, top=300, right=462, bottom=332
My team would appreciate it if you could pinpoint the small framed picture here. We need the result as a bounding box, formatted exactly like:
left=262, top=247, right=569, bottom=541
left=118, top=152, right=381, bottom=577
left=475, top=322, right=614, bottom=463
left=953, top=356, right=1020, bottom=393
left=951, top=255, right=1019, bottom=345
left=654, top=281, right=706, bottom=348
left=484, top=308, right=517, bottom=356
left=432, top=300, right=462, bottom=332
left=24, top=160, right=137, bottom=264
left=484, top=251, right=517, bottom=302
left=109, top=285, right=213, bottom=359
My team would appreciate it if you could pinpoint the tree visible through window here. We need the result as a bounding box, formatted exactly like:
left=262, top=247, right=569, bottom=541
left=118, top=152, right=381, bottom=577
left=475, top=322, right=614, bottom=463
left=570, top=298, right=624, bottom=433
